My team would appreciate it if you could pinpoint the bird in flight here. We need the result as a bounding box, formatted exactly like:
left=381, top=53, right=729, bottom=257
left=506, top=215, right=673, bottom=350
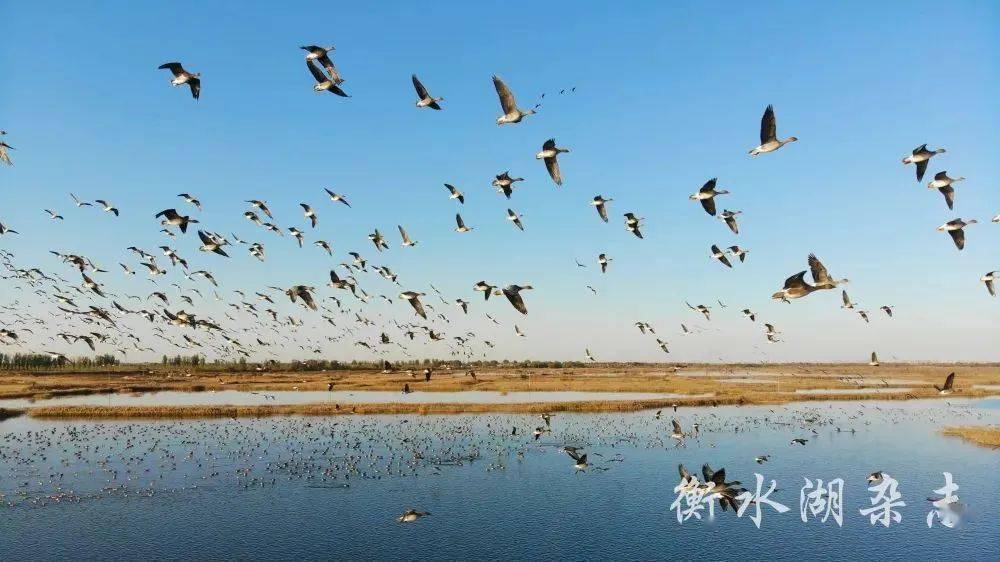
left=690, top=179, right=730, bottom=216
left=411, top=74, right=444, bottom=110
left=748, top=104, right=797, bottom=156
left=492, top=75, right=536, bottom=125
left=902, top=144, right=946, bottom=182
left=536, top=138, right=569, bottom=186
left=158, top=62, right=201, bottom=99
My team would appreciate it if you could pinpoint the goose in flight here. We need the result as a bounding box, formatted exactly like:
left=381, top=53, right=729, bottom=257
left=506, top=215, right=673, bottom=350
left=772, top=271, right=818, bottom=300
left=307, top=59, right=348, bottom=96
left=749, top=105, right=797, bottom=156
left=400, top=291, right=427, bottom=319
left=710, top=245, right=732, bottom=268
left=454, top=213, right=473, bottom=233
left=686, top=302, right=711, bottom=321
left=880, top=305, right=894, bottom=317
left=247, top=199, right=274, bottom=218
left=368, top=229, right=389, bottom=251
left=473, top=281, right=495, bottom=301
left=177, top=193, right=202, bottom=210
left=536, top=139, right=569, bottom=185
left=624, top=213, right=643, bottom=239
left=324, top=189, right=351, bottom=207
left=158, top=62, right=201, bottom=99
left=809, top=254, right=848, bottom=289
left=727, top=245, right=749, bottom=263
left=502, top=284, right=533, bottom=314
left=690, top=179, right=730, bottom=216
left=585, top=348, right=596, bottom=362
left=869, top=352, right=879, bottom=366
left=288, top=227, right=304, bottom=247
left=301, top=45, right=342, bottom=84
left=492, top=75, right=535, bottom=125
left=93, top=200, right=119, bottom=216
left=514, top=324, right=526, bottom=337
left=742, top=308, right=756, bottom=321
left=927, top=172, right=965, bottom=210
left=396, top=509, right=430, bottom=523
left=328, top=269, right=354, bottom=292
left=598, top=253, right=611, bottom=273
left=981, top=271, right=997, bottom=296
left=590, top=195, right=611, bottom=222
left=314, top=240, right=332, bottom=255
left=903, top=144, right=946, bottom=181
left=0, top=132, right=12, bottom=166
left=155, top=209, right=197, bottom=233
left=70, top=193, right=91, bottom=207
left=300, top=203, right=318, bottom=228
left=857, top=310, right=870, bottom=323
left=411, top=74, right=443, bottom=110
left=656, top=339, right=670, bottom=353
left=444, top=183, right=464, bottom=204
left=398, top=225, right=417, bottom=247
left=670, top=419, right=686, bottom=444
left=565, top=448, right=588, bottom=470
left=719, top=210, right=741, bottom=234
left=491, top=172, right=523, bottom=199
left=197, top=231, right=229, bottom=257
left=937, top=218, right=977, bottom=250
left=0, top=221, right=18, bottom=235
left=933, top=372, right=955, bottom=394
left=506, top=209, right=524, bottom=231
left=841, top=290, right=855, bottom=309
left=285, top=285, right=317, bottom=310
left=44, top=209, right=64, bottom=220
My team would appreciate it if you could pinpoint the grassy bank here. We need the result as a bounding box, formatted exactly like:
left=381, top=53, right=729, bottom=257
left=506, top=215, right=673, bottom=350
left=941, top=426, right=1000, bottom=449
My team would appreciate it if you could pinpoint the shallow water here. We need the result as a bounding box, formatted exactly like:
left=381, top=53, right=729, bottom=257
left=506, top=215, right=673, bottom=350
left=791, top=388, right=914, bottom=395
left=1, top=398, right=996, bottom=560
left=0, top=390, right=707, bottom=409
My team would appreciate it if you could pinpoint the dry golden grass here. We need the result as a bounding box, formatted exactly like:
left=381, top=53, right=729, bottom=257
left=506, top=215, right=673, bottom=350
left=4, top=363, right=998, bottom=419
left=941, top=426, right=1000, bottom=449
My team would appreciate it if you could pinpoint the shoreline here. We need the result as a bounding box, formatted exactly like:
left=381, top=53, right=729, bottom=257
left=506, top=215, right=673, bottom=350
left=10, top=389, right=996, bottom=420
left=941, top=425, right=1000, bottom=449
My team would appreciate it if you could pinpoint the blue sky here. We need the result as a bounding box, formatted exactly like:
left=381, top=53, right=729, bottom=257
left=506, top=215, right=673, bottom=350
left=1, top=1, right=998, bottom=362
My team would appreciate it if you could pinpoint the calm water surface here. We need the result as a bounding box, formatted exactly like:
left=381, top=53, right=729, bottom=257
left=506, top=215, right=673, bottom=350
left=1, top=398, right=996, bottom=560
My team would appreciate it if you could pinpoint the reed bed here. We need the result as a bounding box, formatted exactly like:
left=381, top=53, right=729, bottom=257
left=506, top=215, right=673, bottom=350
left=941, top=426, right=1000, bottom=449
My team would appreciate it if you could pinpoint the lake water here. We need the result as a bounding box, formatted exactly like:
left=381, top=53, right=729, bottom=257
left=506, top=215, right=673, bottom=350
left=0, top=390, right=709, bottom=409
left=1, top=397, right=997, bottom=560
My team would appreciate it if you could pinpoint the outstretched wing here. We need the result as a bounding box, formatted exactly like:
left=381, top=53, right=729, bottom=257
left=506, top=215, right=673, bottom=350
left=158, top=62, right=185, bottom=76
left=948, top=228, right=965, bottom=250
left=412, top=74, right=429, bottom=98
left=492, top=75, right=516, bottom=114
left=943, top=372, right=955, bottom=390
left=808, top=254, right=831, bottom=285
left=307, top=59, right=327, bottom=83
left=760, top=104, right=777, bottom=144
left=939, top=186, right=954, bottom=210
left=544, top=156, right=562, bottom=186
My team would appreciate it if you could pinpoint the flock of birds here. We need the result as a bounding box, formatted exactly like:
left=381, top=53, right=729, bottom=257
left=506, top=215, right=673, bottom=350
left=1, top=401, right=989, bottom=523
left=3, top=45, right=996, bottom=365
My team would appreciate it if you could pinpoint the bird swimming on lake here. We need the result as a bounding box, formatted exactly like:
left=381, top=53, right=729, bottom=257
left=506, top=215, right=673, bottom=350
left=396, top=509, right=430, bottom=523
left=158, top=62, right=201, bottom=99
left=749, top=105, right=797, bottom=156
left=590, top=195, right=611, bottom=222
left=492, top=75, right=535, bottom=125
left=903, top=144, right=946, bottom=181
left=307, top=60, right=348, bottom=96
left=755, top=455, right=771, bottom=464
left=927, top=172, right=965, bottom=210
left=536, top=139, right=569, bottom=185
left=690, top=179, right=730, bottom=216
left=938, top=218, right=977, bottom=250
left=790, top=438, right=808, bottom=446
left=411, top=74, right=443, bottom=110
left=867, top=471, right=884, bottom=484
